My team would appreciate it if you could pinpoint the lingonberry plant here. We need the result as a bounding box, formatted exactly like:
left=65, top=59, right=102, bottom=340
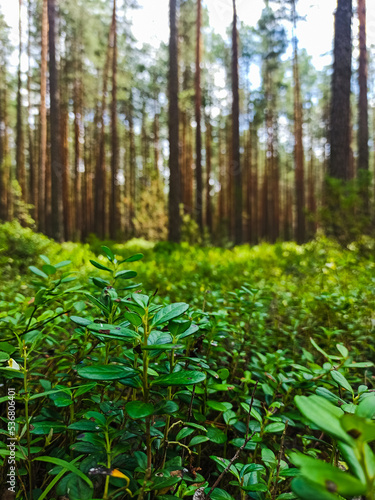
left=1, top=237, right=375, bottom=500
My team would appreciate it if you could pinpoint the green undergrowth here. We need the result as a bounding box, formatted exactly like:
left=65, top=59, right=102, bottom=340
left=1, top=221, right=375, bottom=500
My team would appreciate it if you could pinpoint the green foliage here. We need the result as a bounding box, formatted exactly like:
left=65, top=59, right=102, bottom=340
left=2, top=224, right=375, bottom=499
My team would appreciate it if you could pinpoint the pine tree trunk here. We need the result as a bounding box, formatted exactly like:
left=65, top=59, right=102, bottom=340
left=168, top=0, right=181, bottom=242
left=95, top=22, right=114, bottom=239
left=205, top=115, right=212, bottom=234
left=48, top=0, right=64, bottom=240
left=232, top=0, right=242, bottom=244
left=27, top=0, right=37, bottom=222
left=16, top=0, right=26, bottom=201
left=110, top=0, right=119, bottom=239
left=358, top=0, right=369, bottom=209
left=61, top=82, right=71, bottom=241
left=38, top=0, right=48, bottom=232
left=128, top=92, right=136, bottom=236
left=330, top=0, right=353, bottom=180
left=292, top=1, right=305, bottom=243
left=195, top=0, right=203, bottom=233
left=73, top=50, right=82, bottom=240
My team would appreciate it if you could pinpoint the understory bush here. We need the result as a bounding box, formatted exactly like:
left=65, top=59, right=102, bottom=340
left=1, top=224, right=375, bottom=499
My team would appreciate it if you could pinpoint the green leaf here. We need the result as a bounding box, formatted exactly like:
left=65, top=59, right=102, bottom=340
left=37, top=456, right=83, bottom=500
left=152, top=303, right=189, bottom=326
left=0, top=351, right=10, bottom=362
left=101, top=246, right=115, bottom=261
left=124, top=311, right=142, bottom=327
left=39, top=254, right=50, bottom=265
left=331, top=370, right=353, bottom=394
left=125, top=401, right=155, bottom=419
left=120, top=253, right=144, bottom=263
left=207, top=427, right=227, bottom=444
left=77, top=365, right=137, bottom=381
left=89, top=260, right=112, bottom=273
left=154, top=400, right=179, bottom=415
left=86, top=323, right=139, bottom=340
left=341, top=414, right=375, bottom=443
left=54, top=260, right=72, bottom=269
left=189, top=435, right=209, bottom=446
left=42, top=264, right=57, bottom=276
left=264, top=422, right=285, bottom=433
left=207, top=400, right=229, bottom=412
left=71, top=316, right=92, bottom=327
left=34, top=456, right=93, bottom=488
left=68, top=421, right=100, bottom=432
left=176, top=427, right=194, bottom=440
left=29, top=266, right=48, bottom=279
left=30, top=421, right=66, bottom=435
left=291, top=477, right=339, bottom=500
left=356, top=396, right=375, bottom=418
left=205, top=487, right=235, bottom=500
left=336, top=344, right=348, bottom=358
left=114, top=270, right=137, bottom=279
left=294, top=395, right=351, bottom=444
left=152, top=371, right=206, bottom=386
left=66, top=475, right=93, bottom=500
left=290, top=452, right=366, bottom=496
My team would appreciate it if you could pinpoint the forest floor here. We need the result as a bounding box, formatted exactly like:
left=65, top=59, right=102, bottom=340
left=1, top=221, right=375, bottom=499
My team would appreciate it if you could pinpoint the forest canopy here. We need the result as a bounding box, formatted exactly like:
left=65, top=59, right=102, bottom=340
left=0, top=0, right=374, bottom=245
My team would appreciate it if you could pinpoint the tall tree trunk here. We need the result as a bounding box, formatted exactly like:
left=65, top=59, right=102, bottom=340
left=357, top=0, right=369, bottom=208
left=153, top=110, right=160, bottom=175
left=27, top=0, right=37, bottom=221
left=232, top=0, right=242, bottom=244
left=0, top=84, right=9, bottom=221
left=73, top=44, right=82, bottom=240
left=292, top=0, right=305, bottom=243
left=48, top=0, right=64, bottom=240
left=61, top=77, right=71, bottom=241
left=245, top=127, right=252, bottom=242
left=205, top=115, right=212, bottom=234
left=128, top=92, right=136, bottom=236
left=330, top=0, right=353, bottom=180
left=16, top=0, right=26, bottom=201
left=38, top=0, right=48, bottom=232
left=195, top=0, right=203, bottom=232
left=110, top=0, right=119, bottom=239
left=95, top=22, right=114, bottom=239
left=168, top=0, right=181, bottom=242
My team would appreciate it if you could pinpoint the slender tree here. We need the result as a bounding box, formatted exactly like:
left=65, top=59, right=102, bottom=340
left=168, top=0, right=181, bottom=242
left=330, top=0, right=353, bottom=180
left=292, top=0, right=305, bottom=243
left=48, top=0, right=64, bottom=240
left=38, top=0, right=48, bottom=232
left=27, top=0, right=37, bottom=221
left=195, top=0, right=203, bottom=232
left=110, top=0, right=119, bottom=239
left=357, top=0, right=369, bottom=207
left=232, top=0, right=242, bottom=244
left=16, top=0, right=26, bottom=200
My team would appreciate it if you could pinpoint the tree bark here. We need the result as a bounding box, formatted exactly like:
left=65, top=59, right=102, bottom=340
left=205, top=115, right=212, bottom=234
left=232, top=0, right=242, bottom=244
left=357, top=0, right=369, bottom=210
left=95, top=20, right=114, bottom=239
left=27, top=0, right=37, bottom=221
left=16, top=0, right=26, bottom=201
left=292, top=0, right=305, bottom=243
left=330, top=0, right=353, bottom=180
left=195, top=0, right=203, bottom=233
left=168, top=0, right=181, bottom=242
left=38, top=0, right=48, bottom=232
left=110, top=0, right=119, bottom=239
left=48, top=0, right=64, bottom=240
